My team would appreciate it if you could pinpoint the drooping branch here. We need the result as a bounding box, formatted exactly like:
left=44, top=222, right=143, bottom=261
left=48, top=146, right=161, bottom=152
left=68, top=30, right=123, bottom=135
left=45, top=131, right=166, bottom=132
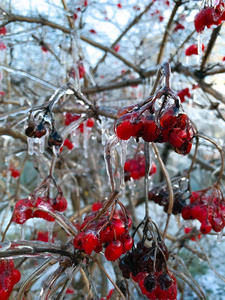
left=93, top=1, right=154, bottom=73
left=1, top=13, right=142, bottom=74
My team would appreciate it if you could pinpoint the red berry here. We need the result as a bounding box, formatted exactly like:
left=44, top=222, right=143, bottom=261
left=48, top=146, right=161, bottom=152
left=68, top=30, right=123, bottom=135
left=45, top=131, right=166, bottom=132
left=169, top=129, right=187, bottom=148
left=37, top=231, right=49, bottom=242
left=117, top=3, right=122, bottom=8
left=200, top=220, right=212, bottom=234
left=92, top=202, right=103, bottom=211
left=11, top=268, right=21, bottom=284
left=113, top=45, right=120, bottom=52
left=115, top=114, right=134, bottom=140
left=89, top=29, right=97, bottom=34
left=51, top=196, right=67, bottom=212
left=0, top=27, right=7, bottom=35
left=120, top=234, right=133, bottom=252
left=41, top=46, right=48, bottom=52
left=100, top=225, right=115, bottom=243
left=142, top=116, right=159, bottom=142
left=111, top=218, right=125, bottom=236
left=174, top=22, right=185, bottom=32
left=82, top=231, right=98, bottom=254
left=10, top=168, right=20, bottom=178
left=74, top=232, right=85, bottom=250
left=12, top=198, right=33, bottom=224
left=66, top=288, right=74, bottom=294
left=105, top=240, right=123, bottom=261
left=185, top=44, right=205, bottom=56
left=150, top=162, right=157, bottom=176
left=87, top=118, right=95, bottom=127
left=78, top=64, right=85, bottom=79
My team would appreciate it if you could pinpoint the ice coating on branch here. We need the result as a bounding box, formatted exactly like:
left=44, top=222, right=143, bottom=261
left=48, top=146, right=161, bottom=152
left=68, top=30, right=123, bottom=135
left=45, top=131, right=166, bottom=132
left=27, top=137, right=34, bottom=155
left=0, top=241, right=11, bottom=252
left=119, top=139, right=128, bottom=188
left=53, top=145, right=60, bottom=156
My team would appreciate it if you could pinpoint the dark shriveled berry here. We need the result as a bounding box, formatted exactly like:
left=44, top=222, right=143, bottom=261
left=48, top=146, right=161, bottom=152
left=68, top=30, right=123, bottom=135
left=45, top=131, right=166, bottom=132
left=25, top=122, right=36, bottom=137
left=48, top=131, right=63, bottom=147
left=33, top=122, right=47, bottom=138
left=158, top=272, right=173, bottom=290
left=144, top=274, right=156, bottom=292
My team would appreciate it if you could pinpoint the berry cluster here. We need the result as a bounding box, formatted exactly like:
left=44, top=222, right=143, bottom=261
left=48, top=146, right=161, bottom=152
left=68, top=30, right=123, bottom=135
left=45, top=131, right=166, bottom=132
left=0, top=260, right=21, bottom=300
left=25, top=119, right=63, bottom=148
left=148, top=177, right=188, bottom=215
left=124, top=155, right=157, bottom=180
left=73, top=203, right=133, bottom=261
left=185, top=44, right=205, bottom=56
left=177, top=88, right=191, bottom=103
left=64, top=112, right=95, bottom=133
left=194, top=2, right=225, bottom=33
left=115, top=101, right=196, bottom=156
left=119, top=239, right=177, bottom=300
left=12, top=195, right=67, bottom=224
left=182, top=189, right=225, bottom=234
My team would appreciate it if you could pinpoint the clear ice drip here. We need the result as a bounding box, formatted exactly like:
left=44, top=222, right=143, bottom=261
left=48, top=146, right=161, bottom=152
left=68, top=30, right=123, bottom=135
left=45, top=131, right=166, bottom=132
left=119, top=139, right=128, bottom=189
left=27, top=137, right=34, bottom=155
left=39, top=135, right=45, bottom=153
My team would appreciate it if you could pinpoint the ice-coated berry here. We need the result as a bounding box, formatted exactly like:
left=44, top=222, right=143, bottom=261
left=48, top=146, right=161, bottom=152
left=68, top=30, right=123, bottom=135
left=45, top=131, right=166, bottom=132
left=105, top=241, right=124, bottom=261
left=82, top=232, right=98, bottom=254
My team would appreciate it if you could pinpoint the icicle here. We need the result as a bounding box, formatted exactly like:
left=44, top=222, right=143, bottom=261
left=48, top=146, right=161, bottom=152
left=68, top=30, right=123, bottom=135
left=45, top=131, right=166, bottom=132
left=104, top=135, right=119, bottom=191
left=186, top=56, right=189, bottom=65
left=197, top=33, right=203, bottom=65
left=71, top=129, right=80, bottom=148
left=20, top=224, right=25, bottom=240
left=217, top=230, right=223, bottom=244
left=83, top=121, right=90, bottom=159
left=6, top=159, right=10, bottom=193
left=27, top=137, right=34, bottom=155
left=39, top=135, right=45, bottom=153
left=47, top=221, right=55, bottom=243
left=100, top=116, right=107, bottom=146
left=175, top=214, right=181, bottom=227
left=119, top=139, right=128, bottom=189
left=128, top=178, right=136, bottom=196
left=65, top=266, right=74, bottom=278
